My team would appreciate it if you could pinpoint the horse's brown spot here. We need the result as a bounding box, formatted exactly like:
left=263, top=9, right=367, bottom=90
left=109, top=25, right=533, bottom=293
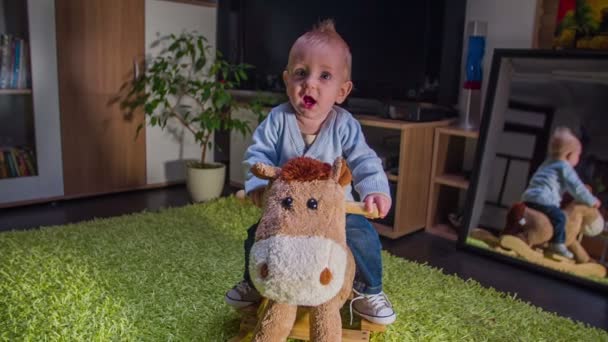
left=260, top=263, right=269, bottom=279
left=320, top=267, right=332, bottom=285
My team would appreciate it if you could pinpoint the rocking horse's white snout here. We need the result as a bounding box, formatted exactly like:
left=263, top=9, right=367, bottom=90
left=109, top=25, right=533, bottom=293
left=249, top=235, right=348, bottom=306
left=583, top=214, right=605, bottom=237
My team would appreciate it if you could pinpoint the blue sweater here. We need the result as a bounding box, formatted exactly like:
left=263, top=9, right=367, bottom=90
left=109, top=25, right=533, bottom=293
left=521, top=159, right=596, bottom=207
left=244, top=103, right=390, bottom=202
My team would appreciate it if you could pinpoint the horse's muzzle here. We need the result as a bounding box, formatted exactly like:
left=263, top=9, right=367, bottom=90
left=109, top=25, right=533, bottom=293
left=583, top=215, right=605, bottom=236
left=249, top=235, right=348, bottom=306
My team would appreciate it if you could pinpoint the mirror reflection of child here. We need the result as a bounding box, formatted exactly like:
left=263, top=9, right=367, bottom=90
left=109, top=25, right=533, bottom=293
left=521, top=127, right=601, bottom=259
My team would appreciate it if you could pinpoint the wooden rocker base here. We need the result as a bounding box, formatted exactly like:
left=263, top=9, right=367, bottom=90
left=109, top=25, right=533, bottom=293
left=469, top=228, right=519, bottom=258
left=499, top=235, right=607, bottom=278
left=228, top=303, right=386, bottom=342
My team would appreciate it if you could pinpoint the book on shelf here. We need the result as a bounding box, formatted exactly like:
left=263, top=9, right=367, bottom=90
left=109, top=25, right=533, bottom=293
left=0, top=147, right=37, bottom=179
left=3, top=150, right=16, bottom=177
left=0, top=34, right=30, bottom=90
left=0, top=152, right=6, bottom=178
left=0, top=34, right=11, bottom=89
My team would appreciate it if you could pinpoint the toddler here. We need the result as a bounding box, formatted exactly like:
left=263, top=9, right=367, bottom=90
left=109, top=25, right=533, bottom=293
left=224, top=19, right=396, bottom=325
left=521, top=127, right=601, bottom=258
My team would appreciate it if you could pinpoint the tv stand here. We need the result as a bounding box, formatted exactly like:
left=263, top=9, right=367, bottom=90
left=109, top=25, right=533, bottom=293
left=355, top=115, right=453, bottom=239
left=344, top=97, right=387, bottom=116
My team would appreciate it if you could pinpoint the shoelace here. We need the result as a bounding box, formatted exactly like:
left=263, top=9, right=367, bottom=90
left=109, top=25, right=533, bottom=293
left=348, top=291, right=392, bottom=325
left=235, top=281, right=253, bottom=295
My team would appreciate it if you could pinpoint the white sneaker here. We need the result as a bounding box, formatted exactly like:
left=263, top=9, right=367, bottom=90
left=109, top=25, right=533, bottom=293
left=350, top=289, right=396, bottom=325
left=225, top=280, right=262, bottom=309
left=548, top=243, right=573, bottom=259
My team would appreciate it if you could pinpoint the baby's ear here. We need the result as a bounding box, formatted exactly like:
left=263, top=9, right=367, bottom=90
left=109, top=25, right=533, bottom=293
left=331, top=157, right=352, bottom=186
left=252, top=163, right=281, bottom=180
left=335, top=80, right=353, bottom=104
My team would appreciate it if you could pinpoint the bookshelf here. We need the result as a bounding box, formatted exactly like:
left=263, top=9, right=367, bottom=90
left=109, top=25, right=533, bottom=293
left=356, top=115, right=454, bottom=239
left=425, top=126, right=479, bottom=240
left=0, top=0, right=64, bottom=207
left=0, top=1, right=36, bottom=180
left=0, top=89, right=31, bottom=95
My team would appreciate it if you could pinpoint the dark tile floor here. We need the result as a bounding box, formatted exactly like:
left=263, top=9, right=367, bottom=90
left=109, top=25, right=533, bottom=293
left=1, top=184, right=607, bottom=331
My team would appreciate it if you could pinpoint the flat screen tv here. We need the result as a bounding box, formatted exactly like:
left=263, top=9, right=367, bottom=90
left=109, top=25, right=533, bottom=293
left=217, top=0, right=467, bottom=107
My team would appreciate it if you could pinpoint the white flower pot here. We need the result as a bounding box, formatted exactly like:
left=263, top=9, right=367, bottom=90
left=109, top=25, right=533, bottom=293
left=186, top=162, right=226, bottom=202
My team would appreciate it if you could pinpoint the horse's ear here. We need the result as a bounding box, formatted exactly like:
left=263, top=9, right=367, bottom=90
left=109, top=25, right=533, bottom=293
left=252, top=163, right=281, bottom=180
left=332, top=157, right=352, bottom=187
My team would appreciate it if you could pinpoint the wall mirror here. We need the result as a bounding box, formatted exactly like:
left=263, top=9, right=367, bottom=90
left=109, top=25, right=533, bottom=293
left=461, top=49, right=608, bottom=291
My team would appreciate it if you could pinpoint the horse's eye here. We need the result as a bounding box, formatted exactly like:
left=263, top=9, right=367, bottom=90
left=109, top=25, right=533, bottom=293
left=307, top=198, right=318, bottom=210
left=281, top=197, right=293, bottom=209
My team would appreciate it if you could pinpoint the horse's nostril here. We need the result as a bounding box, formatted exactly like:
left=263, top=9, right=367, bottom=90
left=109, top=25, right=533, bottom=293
left=320, top=267, right=332, bottom=285
left=260, top=263, right=269, bottom=279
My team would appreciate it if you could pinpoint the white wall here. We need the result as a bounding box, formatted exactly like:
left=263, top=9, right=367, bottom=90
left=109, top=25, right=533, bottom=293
left=0, top=0, right=64, bottom=205
left=229, top=107, right=259, bottom=186
left=145, top=0, right=217, bottom=185
left=460, top=0, right=539, bottom=172
left=459, top=0, right=538, bottom=106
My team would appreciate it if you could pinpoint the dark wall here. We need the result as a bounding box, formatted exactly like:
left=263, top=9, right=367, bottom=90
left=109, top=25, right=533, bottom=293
left=217, top=0, right=466, bottom=105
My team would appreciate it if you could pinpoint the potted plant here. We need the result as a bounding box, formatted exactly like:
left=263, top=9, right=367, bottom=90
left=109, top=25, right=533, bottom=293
left=121, top=32, right=266, bottom=202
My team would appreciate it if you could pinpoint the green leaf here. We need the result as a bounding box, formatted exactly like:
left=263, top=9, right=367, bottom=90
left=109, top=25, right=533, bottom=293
left=168, top=40, right=180, bottom=52
left=194, top=58, right=206, bottom=72
left=214, top=91, right=231, bottom=109
left=135, top=123, right=144, bottom=139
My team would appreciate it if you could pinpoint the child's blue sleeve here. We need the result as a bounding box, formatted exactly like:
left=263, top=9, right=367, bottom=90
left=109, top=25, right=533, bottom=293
left=561, top=164, right=596, bottom=206
left=340, top=116, right=390, bottom=200
left=243, top=111, right=280, bottom=193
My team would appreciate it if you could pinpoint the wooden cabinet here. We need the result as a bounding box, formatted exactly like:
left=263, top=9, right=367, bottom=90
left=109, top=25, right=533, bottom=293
left=0, top=0, right=65, bottom=206
left=356, top=115, right=453, bottom=239
left=0, top=1, right=36, bottom=181
left=55, top=0, right=146, bottom=196
left=425, top=126, right=478, bottom=240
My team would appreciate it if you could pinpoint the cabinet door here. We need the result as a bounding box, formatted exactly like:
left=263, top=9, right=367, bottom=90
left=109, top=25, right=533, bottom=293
left=0, top=0, right=65, bottom=207
left=55, top=0, right=146, bottom=196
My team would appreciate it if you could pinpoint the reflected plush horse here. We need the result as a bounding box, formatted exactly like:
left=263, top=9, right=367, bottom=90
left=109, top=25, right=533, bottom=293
left=501, top=201, right=605, bottom=264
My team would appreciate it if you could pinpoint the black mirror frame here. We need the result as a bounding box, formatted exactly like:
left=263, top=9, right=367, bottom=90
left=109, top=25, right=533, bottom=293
left=458, top=48, right=608, bottom=294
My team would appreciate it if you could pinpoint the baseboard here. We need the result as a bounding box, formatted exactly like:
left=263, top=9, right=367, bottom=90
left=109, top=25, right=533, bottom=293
left=0, top=181, right=186, bottom=209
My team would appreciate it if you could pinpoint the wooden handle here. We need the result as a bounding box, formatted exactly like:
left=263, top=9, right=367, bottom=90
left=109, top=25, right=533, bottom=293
left=345, top=201, right=381, bottom=219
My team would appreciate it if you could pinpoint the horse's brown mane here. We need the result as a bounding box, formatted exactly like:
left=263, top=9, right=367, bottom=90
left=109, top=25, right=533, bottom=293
left=279, top=157, right=332, bottom=182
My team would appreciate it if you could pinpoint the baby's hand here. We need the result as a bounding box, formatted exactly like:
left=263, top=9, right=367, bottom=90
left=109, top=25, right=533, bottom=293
left=593, top=198, right=602, bottom=209
left=364, top=194, right=392, bottom=218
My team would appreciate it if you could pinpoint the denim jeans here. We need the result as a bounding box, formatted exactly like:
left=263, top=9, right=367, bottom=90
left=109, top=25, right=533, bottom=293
left=525, top=202, right=566, bottom=243
left=243, top=214, right=383, bottom=295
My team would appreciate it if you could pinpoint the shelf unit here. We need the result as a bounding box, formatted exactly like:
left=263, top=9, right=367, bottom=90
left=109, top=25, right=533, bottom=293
left=0, top=1, right=37, bottom=180
left=426, top=125, right=479, bottom=240
left=0, top=89, right=32, bottom=95
left=356, top=115, right=453, bottom=239
left=0, top=0, right=65, bottom=207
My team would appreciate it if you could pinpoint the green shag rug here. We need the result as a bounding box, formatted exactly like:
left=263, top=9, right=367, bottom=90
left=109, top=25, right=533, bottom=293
left=1, top=197, right=606, bottom=341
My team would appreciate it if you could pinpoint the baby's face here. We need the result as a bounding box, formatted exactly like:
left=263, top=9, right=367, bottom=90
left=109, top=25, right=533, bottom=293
left=283, top=42, right=352, bottom=121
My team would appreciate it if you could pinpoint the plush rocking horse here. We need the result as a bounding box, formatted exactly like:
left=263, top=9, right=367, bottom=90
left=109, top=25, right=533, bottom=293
left=231, top=156, right=385, bottom=342
left=499, top=199, right=606, bottom=277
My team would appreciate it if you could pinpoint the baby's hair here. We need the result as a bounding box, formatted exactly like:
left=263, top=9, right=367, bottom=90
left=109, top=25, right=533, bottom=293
left=288, top=18, right=352, bottom=79
left=549, top=126, right=581, bottom=159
